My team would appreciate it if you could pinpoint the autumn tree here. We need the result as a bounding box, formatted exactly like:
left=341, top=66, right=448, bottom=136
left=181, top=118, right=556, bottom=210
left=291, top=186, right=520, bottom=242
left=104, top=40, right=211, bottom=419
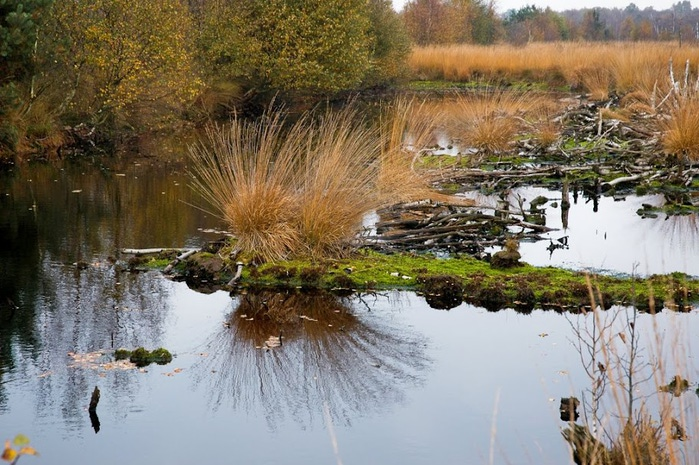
left=503, top=5, right=569, bottom=44
left=43, top=0, right=201, bottom=127
left=199, top=0, right=373, bottom=93
left=365, top=0, right=411, bottom=85
left=402, top=0, right=499, bottom=45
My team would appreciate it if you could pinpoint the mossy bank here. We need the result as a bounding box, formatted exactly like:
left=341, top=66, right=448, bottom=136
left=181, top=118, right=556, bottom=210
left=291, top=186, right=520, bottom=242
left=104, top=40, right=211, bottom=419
left=143, top=249, right=699, bottom=312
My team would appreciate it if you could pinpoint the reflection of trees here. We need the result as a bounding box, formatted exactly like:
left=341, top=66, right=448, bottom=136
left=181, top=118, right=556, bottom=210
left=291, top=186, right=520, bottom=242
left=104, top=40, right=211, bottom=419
left=195, top=291, right=430, bottom=428
left=0, top=154, right=221, bottom=423
left=32, top=264, right=171, bottom=431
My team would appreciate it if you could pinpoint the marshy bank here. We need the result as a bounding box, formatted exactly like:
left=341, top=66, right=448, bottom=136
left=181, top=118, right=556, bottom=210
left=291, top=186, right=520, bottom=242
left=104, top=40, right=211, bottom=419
left=2, top=91, right=699, bottom=464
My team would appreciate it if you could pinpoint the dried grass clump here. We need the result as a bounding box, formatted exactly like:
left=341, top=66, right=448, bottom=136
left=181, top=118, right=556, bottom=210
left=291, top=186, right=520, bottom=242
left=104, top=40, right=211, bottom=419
left=296, top=109, right=383, bottom=259
left=577, top=67, right=611, bottom=101
left=564, top=418, right=670, bottom=465
left=190, top=112, right=302, bottom=261
left=377, top=98, right=439, bottom=202
left=448, top=88, right=545, bottom=154
left=190, top=102, right=441, bottom=261
left=662, top=96, right=699, bottom=162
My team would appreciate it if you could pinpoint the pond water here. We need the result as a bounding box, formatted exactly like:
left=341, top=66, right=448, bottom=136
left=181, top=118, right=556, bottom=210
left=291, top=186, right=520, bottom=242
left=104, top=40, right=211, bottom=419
left=466, top=186, right=699, bottom=277
left=1, top=155, right=698, bottom=465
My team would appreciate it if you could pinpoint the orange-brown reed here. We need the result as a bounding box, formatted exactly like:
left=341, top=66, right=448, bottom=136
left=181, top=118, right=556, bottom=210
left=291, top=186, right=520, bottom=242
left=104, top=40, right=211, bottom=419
left=409, top=42, right=699, bottom=102
left=189, top=100, right=441, bottom=261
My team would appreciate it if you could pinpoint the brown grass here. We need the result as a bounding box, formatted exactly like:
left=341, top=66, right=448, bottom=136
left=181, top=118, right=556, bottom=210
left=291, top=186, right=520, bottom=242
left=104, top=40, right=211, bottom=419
left=190, top=101, right=445, bottom=261
left=409, top=42, right=699, bottom=100
left=190, top=111, right=303, bottom=261
left=440, top=87, right=553, bottom=154
left=662, top=96, right=699, bottom=162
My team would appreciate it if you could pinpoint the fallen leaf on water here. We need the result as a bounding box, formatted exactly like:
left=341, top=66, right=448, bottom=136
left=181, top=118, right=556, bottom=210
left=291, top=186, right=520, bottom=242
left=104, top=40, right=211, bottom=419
left=18, top=447, right=38, bottom=456
left=71, top=189, right=82, bottom=193
left=539, top=333, right=549, bottom=337
left=12, top=435, right=29, bottom=447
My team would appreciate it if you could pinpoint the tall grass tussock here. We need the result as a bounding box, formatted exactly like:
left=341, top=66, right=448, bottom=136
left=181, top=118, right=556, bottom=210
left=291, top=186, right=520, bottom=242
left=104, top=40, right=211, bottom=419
left=189, top=101, right=440, bottom=261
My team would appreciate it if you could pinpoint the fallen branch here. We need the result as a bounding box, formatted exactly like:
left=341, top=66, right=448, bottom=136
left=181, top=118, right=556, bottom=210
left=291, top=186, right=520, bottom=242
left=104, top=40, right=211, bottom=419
left=121, top=247, right=198, bottom=255
left=164, top=249, right=200, bottom=275
left=227, top=262, right=244, bottom=287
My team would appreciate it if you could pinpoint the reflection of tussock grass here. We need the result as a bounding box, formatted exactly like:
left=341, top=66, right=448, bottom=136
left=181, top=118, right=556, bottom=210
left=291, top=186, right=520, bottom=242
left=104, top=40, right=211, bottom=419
left=193, top=291, right=430, bottom=428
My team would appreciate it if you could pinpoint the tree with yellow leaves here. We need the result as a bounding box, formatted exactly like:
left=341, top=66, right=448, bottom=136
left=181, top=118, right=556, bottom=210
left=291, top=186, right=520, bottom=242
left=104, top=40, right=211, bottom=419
left=198, top=0, right=373, bottom=93
left=44, top=0, right=201, bottom=126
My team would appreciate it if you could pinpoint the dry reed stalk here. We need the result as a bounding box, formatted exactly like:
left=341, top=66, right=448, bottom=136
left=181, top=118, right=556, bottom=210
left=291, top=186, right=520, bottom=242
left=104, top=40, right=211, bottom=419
left=564, top=276, right=694, bottom=465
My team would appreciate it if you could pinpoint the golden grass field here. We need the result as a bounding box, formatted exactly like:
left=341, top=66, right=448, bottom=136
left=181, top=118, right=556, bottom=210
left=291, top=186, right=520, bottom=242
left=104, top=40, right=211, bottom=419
left=410, top=42, right=699, bottom=97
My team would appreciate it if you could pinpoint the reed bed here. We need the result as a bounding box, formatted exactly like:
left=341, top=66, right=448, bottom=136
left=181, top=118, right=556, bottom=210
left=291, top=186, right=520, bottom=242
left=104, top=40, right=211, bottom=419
left=410, top=42, right=699, bottom=100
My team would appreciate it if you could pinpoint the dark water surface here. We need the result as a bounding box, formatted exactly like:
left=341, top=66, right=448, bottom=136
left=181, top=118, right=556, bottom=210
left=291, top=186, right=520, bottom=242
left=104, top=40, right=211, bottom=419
left=1, top=156, right=698, bottom=464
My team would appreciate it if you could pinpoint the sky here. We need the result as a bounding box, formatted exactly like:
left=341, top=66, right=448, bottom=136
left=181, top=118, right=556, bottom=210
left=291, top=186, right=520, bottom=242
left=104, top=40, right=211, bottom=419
left=391, top=0, right=680, bottom=14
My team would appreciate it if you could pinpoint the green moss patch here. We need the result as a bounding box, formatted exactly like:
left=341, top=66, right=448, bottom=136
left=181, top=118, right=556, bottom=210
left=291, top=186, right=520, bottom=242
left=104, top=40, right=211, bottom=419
left=237, top=250, right=699, bottom=312
left=114, top=347, right=173, bottom=367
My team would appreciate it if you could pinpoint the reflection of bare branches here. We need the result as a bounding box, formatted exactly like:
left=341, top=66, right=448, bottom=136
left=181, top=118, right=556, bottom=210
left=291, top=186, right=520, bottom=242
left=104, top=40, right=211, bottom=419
left=194, top=291, right=430, bottom=428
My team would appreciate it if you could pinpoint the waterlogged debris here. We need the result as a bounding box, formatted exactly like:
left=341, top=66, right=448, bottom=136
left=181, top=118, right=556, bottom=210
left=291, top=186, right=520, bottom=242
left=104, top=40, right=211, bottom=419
left=71, top=189, right=82, bottom=193
left=659, top=375, right=690, bottom=397
left=559, top=396, right=580, bottom=422
left=263, top=334, right=283, bottom=349
left=163, top=368, right=184, bottom=377
left=68, top=351, right=136, bottom=371
left=299, top=315, right=318, bottom=322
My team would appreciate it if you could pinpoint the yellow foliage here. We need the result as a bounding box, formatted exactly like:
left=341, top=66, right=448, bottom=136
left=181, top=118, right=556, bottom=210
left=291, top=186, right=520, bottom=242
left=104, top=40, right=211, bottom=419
left=49, top=0, right=202, bottom=120
left=2, top=435, right=38, bottom=463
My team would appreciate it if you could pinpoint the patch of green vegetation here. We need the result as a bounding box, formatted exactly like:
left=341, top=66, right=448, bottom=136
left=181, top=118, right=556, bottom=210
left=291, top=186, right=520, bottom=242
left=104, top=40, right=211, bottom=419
left=238, top=250, right=699, bottom=312
left=637, top=202, right=699, bottom=218
left=114, top=347, right=173, bottom=367
left=406, top=80, right=478, bottom=90
left=144, top=258, right=172, bottom=269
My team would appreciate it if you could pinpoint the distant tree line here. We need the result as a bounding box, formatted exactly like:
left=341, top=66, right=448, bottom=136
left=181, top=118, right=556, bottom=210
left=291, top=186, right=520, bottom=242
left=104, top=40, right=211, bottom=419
left=401, top=0, right=698, bottom=44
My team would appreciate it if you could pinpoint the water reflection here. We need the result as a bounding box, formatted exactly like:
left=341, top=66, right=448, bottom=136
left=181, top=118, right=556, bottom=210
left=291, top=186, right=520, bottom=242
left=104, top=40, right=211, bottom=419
left=466, top=185, right=699, bottom=276
left=0, top=156, right=222, bottom=422
left=195, top=291, right=430, bottom=428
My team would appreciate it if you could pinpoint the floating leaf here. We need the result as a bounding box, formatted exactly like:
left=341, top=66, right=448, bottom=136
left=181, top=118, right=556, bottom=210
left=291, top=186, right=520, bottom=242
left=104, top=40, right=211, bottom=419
left=18, top=447, right=38, bottom=456
left=2, top=442, right=17, bottom=462
left=12, top=435, right=29, bottom=447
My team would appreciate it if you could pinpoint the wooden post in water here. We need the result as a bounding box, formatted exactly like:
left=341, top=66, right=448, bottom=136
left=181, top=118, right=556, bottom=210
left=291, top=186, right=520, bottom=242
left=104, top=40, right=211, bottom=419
left=561, top=179, right=570, bottom=231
